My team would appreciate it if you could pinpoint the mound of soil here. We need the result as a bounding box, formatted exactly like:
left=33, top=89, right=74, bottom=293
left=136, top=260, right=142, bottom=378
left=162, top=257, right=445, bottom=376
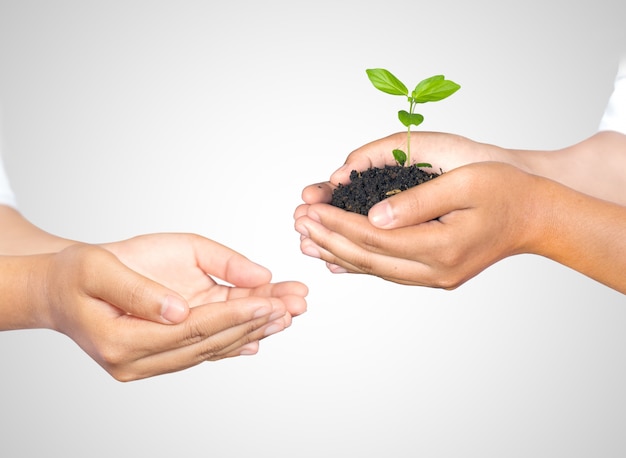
left=331, top=165, right=440, bottom=215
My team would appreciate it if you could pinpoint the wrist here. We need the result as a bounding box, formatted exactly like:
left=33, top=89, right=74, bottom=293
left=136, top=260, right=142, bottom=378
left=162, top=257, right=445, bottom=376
left=500, top=147, right=552, bottom=177
left=0, top=254, right=55, bottom=330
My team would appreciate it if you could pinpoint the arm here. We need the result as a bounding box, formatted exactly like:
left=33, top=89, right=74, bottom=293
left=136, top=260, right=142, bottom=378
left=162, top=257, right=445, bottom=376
left=311, top=130, right=626, bottom=207
left=0, top=235, right=308, bottom=381
left=0, top=204, right=75, bottom=254
left=511, top=130, right=626, bottom=206
left=0, top=206, right=308, bottom=380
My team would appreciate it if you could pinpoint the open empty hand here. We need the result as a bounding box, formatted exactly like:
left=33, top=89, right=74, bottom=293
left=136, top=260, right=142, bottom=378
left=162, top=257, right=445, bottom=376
left=14, top=233, right=307, bottom=381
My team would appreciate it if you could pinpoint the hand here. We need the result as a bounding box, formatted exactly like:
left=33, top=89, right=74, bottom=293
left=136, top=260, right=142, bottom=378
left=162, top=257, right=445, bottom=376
left=295, top=162, right=544, bottom=288
left=295, top=132, right=626, bottom=293
left=294, top=131, right=518, bottom=287
left=102, top=233, right=307, bottom=320
left=37, top=234, right=307, bottom=381
left=299, top=131, right=508, bottom=207
left=310, top=130, right=626, bottom=208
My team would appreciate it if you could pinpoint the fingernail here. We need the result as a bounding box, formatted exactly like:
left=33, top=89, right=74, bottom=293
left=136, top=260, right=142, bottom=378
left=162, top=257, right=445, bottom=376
left=264, top=322, right=285, bottom=337
left=328, top=263, right=348, bottom=274
left=369, top=201, right=393, bottom=228
left=307, top=209, right=321, bottom=223
left=161, top=295, right=188, bottom=323
left=295, top=223, right=309, bottom=238
left=239, top=342, right=259, bottom=355
left=269, top=309, right=286, bottom=321
left=253, top=304, right=273, bottom=318
left=302, top=242, right=321, bottom=259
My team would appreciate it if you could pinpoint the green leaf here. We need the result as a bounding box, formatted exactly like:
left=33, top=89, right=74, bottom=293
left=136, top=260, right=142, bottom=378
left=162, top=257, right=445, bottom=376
left=366, top=69, right=408, bottom=96
left=412, top=75, right=461, bottom=103
left=398, top=110, right=424, bottom=127
left=392, top=149, right=407, bottom=166
left=415, top=162, right=433, bottom=168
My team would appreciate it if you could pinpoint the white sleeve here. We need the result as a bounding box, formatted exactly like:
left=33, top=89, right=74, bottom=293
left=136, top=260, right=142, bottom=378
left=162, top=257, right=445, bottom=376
left=0, top=156, right=17, bottom=208
left=598, top=57, right=626, bottom=135
left=0, top=118, right=18, bottom=208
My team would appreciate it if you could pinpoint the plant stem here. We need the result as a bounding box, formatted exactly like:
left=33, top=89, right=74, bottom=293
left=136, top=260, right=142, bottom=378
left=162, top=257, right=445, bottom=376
left=406, top=125, right=411, bottom=167
left=406, top=99, right=414, bottom=166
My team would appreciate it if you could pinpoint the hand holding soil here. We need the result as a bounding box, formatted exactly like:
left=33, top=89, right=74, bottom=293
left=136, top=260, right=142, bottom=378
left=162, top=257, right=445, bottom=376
left=294, top=130, right=626, bottom=294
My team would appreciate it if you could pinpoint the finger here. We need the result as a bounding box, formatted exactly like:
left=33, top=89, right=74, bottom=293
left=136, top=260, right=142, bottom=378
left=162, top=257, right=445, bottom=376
left=225, top=280, right=308, bottom=301
left=225, top=281, right=309, bottom=317
left=300, top=182, right=335, bottom=205
left=299, top=229, right=365, bottom=274
left=297, top=212, right=376, bottom=274
left=367, top=166, right=475, bottom=229
left=172, top=314, right=289, bottom=363
left=297, top=203, right=459, bottom=282
left=166, top=296, right=286, bottom=353
left=99, top=296, right=288, bottom=380
left=298, top=211, right=437, bottom=283
left=207, top=312, right=294, bottom=360
left=299, top=217, right=374, bottom=276
left=189, top=235, right=273, bottom=287
left=274, top=293, right=307, bottom=317
left=185, top=308, right=291, bottom=363
left=82, top=246, right=190, bottom=324
left=119, top=301, right=291, bottom=380
left=229, top=341, right=260, bottom=357
left=294, top=203, right=310, bottom=220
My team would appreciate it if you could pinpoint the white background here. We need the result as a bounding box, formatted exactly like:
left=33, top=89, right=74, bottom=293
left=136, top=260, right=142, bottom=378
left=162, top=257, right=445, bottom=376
left=1, top=1, right=625, bottom=457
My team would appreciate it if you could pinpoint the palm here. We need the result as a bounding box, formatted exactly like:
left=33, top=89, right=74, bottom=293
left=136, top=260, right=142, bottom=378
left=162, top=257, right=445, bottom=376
left=102, top=233, right=232, bottom=307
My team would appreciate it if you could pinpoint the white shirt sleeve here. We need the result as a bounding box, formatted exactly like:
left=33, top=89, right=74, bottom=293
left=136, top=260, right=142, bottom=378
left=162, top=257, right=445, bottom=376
left=0, top=116, right=18, bottom=208
left=598, top=57, right=626, bottom=135
left=0, top=158, right=17, bottom=208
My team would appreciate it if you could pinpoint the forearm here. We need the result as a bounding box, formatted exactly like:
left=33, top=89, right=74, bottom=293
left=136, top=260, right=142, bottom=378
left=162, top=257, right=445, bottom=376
left=0, top=254, right=52, bottom=330
left=529, top=176, right=626, bottom=294
left=0, top=205, right=75, bottom=255
left=510, top=131, right=626, bottom=205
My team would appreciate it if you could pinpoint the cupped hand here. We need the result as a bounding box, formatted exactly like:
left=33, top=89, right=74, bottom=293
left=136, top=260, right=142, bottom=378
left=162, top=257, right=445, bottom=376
left=295, top=162, right=543, bottom=289
left=298, top=131, right=508, bottom=208
left=102, top=233, right=308, bottom=321
left=39, top=235, right=307, bottom=381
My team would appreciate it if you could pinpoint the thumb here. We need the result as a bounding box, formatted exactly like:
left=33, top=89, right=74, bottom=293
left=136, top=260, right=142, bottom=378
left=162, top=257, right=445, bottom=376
left=87, top=248, right=190, bottom=324
left=368, top=168, right=469, bottom=229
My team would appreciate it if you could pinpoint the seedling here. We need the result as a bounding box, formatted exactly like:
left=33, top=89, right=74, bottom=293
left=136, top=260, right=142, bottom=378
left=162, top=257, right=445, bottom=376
left=366, top=68, right=460, bottom=167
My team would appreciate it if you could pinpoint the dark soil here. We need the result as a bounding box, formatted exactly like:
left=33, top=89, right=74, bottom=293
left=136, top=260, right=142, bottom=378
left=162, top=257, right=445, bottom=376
left=331, top=165, right=440, bottom=215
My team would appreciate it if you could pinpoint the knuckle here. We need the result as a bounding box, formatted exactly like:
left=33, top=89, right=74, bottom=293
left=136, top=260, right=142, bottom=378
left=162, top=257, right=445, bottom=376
left=197, top=320, right=259, bottom=362
left=125, top=281, right=149, bottom=310
left=109, top=369, right=138, bottom=383
left=344, top=148, right=363, bottom=164
left=427, top=262, right=469, bottom=290
left=97, top=344, right=138, bottom=382
left=197, top=339, right=229, bottom=362
left=353, top=252, right=376, bottom=274
left=181, top=320, right=210, bottom=346
left=97, top=339, right=126, bottom=368
left=433, top=233, right=464, bottom=268
left=438, top=249, right=463, bottom=270
left=421, top=247, right=467, bottom=290
left=361, top=230, right=385, bottom=252
left=400, top=192, right=425, bottom=216
left=433, top=275, right=463, bottom=290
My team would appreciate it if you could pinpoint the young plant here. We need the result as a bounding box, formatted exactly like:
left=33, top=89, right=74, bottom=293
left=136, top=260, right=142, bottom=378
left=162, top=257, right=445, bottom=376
left=366, top=68, right=460, bottom=167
